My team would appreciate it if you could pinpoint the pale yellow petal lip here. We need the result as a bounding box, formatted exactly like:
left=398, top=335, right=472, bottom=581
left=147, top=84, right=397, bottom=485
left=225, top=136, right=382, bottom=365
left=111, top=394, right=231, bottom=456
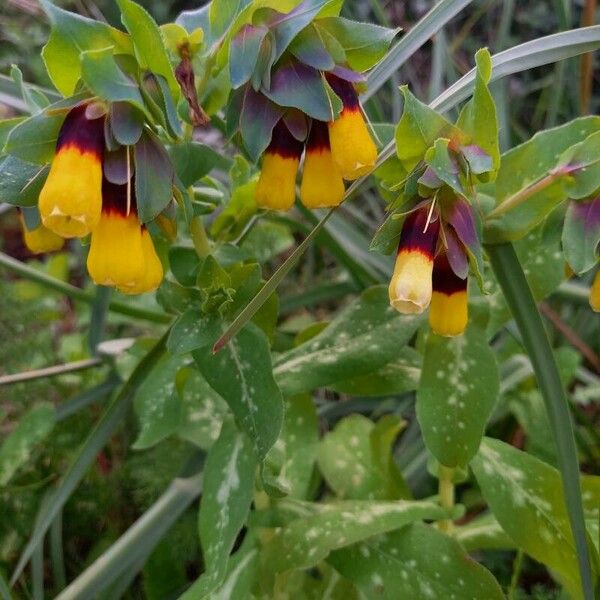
left=388, top=250, right=434, bottom=315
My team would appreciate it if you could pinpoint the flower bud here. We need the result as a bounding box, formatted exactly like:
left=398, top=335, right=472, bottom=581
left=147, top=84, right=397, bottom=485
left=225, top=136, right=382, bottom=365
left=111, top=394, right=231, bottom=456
left=255, top=120, right=303, bottom=210
left=300, top=120, right=345, bottom=209
left=429, top=253, right=468, bottom=337
left=326, top=74, right=377, bottom=180
left=389, top=207, right=439, bottom=314
left=39, top=104, right=104, bottom=238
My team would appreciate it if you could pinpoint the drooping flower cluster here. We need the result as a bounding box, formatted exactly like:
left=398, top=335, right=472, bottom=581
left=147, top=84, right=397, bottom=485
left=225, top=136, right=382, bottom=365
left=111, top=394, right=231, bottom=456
left=36, top=103, right=163, bottom=294
left=255, top=75, right=377, bottom=211
left=389, top=199, right=477, bottom=337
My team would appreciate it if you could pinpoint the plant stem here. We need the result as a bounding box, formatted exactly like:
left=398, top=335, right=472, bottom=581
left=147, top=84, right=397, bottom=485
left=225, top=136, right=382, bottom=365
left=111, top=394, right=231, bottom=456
left=488, top=243, right=594, bottom=600
left=0, top=251, right=170, bottom=324
left=0, top=358, right=103, bottom=386
left=486, top=172, right=561, bottom=220
left=508, top=549, right=524, bottom=600
left=437, top=465, right=455, bottom=533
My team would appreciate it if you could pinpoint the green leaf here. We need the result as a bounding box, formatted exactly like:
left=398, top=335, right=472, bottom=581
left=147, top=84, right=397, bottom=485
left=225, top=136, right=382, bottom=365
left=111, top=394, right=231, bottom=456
left=562, top=198, right=600, bottom=275
left=9, top=65, right=49, bottom=114
left=318, top=17, right=398, bottom=72
left=424, top=138, right=464, bottom=195
left=0, top=156, right=48, bottom=207
left=471, top=438, right=594, bottom=599
left=261, top=499, right=453, bottom=576
left=454, top=513, right=515, bottom=552
left=274, top=286, right=423, bottom=396
left=211, top=179, right=258, bottom=242
left=329, top=523, right=505, bottom=600
left=134, top=129, right=175, bottom=223
left=417, top=320, right=499, bottom=468
left=239, top=86, right=283, bottom=161
left=109, top=101, right=144, bottom=146
left=269, top=0, right=334, bottom=63
left=317, top=414, right=409, bottom=500
left=116, top=0, right=180, bottom=101
left=265, top=395, right=319, bottom=499
left=195, top=420, right=256, bottom=596
left=176, top=367, right=230, bottom=450
left=133, top=354, right=190, bottom=450
left=395, top=86, right=463, bottom=173
left=456, top=48, right=499, bottom=177
left=193, top=323, right=284, bottom=460
left=0, top=403, right=55, bottom=486
left=263, top=62, right=341, bottom=122
left=168, top=142, right=225, bottom=188
left=3, top=111, right=64, bottom=164
left=211, top=540, right=259, bottom=600
left=230, top=24, right=269, bottom=88
left=331, top=347, right=421, bottom=397
left=559, top=130, right=600, bottom=200
left=484, top=117, right=600, bottom=242
left=209, top=0, right=254, bottom=40
left=167, top=309, right=222, bottom=356
left=288, top=24, right=335, bottom=70
left=80, top=47, right=146, bottom=111
left=40, top=0, right=133, bottom=96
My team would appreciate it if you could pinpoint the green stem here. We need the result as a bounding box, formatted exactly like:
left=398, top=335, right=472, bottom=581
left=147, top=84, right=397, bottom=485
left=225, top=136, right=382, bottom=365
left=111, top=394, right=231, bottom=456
left=487, top=243, right=594, bottom=600
left=0, top=251, right=170, bottom=324
left=508, top=549, right=524, bottom=600
left=437, top=465, right=455, bottom=533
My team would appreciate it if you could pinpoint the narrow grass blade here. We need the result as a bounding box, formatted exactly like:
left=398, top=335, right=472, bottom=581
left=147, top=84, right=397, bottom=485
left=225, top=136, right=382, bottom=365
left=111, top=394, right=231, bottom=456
left=55, top=375, right=120, bottom=422
left=364, top=0, right=475, bottom=100
left=432, top=25, right=600, bottom=113
left=88, top=286, right=112, bottom=355
left=54, top=469, right=202, bottom=600
left=10, top=332, right=168, bottom=585
left=0, top=251, right=170, bottom=324
left=0, top=572, right=11, bottom=600
left=488, top=243, right=594, bottom=600
left=50, top=509, right=66, bottom=592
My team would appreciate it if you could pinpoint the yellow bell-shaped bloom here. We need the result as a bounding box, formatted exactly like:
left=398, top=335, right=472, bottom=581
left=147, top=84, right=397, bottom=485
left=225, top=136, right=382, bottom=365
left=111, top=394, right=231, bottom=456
left=300, top=120, right=345, bottom=209
left=86, top=179, right=145, bottom=288
left=20, top=213, right=64, bottom=254
left=429, top=253, right=468, bottom=337
left=117, top=229, right=163, bottom=295
left=255, top=120, right=303, bottom=211
left=389, top=207, right=439, bottom=315
left=326, top=74, right=377, bottom=180
left=39, top=104, right=105, bottom=238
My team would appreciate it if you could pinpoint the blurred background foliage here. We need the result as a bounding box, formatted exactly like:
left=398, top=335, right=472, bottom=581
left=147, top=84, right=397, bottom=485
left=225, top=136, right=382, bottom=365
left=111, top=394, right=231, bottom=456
left=0, top=1, right=598, bottom=599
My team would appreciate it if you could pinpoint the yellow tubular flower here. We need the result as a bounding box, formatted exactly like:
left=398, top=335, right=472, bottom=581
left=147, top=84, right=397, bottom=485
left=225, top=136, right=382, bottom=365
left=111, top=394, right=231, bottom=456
left=20, top=213, right=64, bottom=254
left=39, top=104, right=105, bottom=238
left=326, top=74, right=377, bottom=180
left=300, top=120, right=345, bottom=209
left=590, top=269, right=600, bottom=313
left=86, top=179, right=145, bottom=288
left=389, top=207, right=439, bottom=314
left=118, top=229, right=163, bottom=295
left=255, top=120, right=304, bottom=211
left=429, top=253, right=468, bottom=337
